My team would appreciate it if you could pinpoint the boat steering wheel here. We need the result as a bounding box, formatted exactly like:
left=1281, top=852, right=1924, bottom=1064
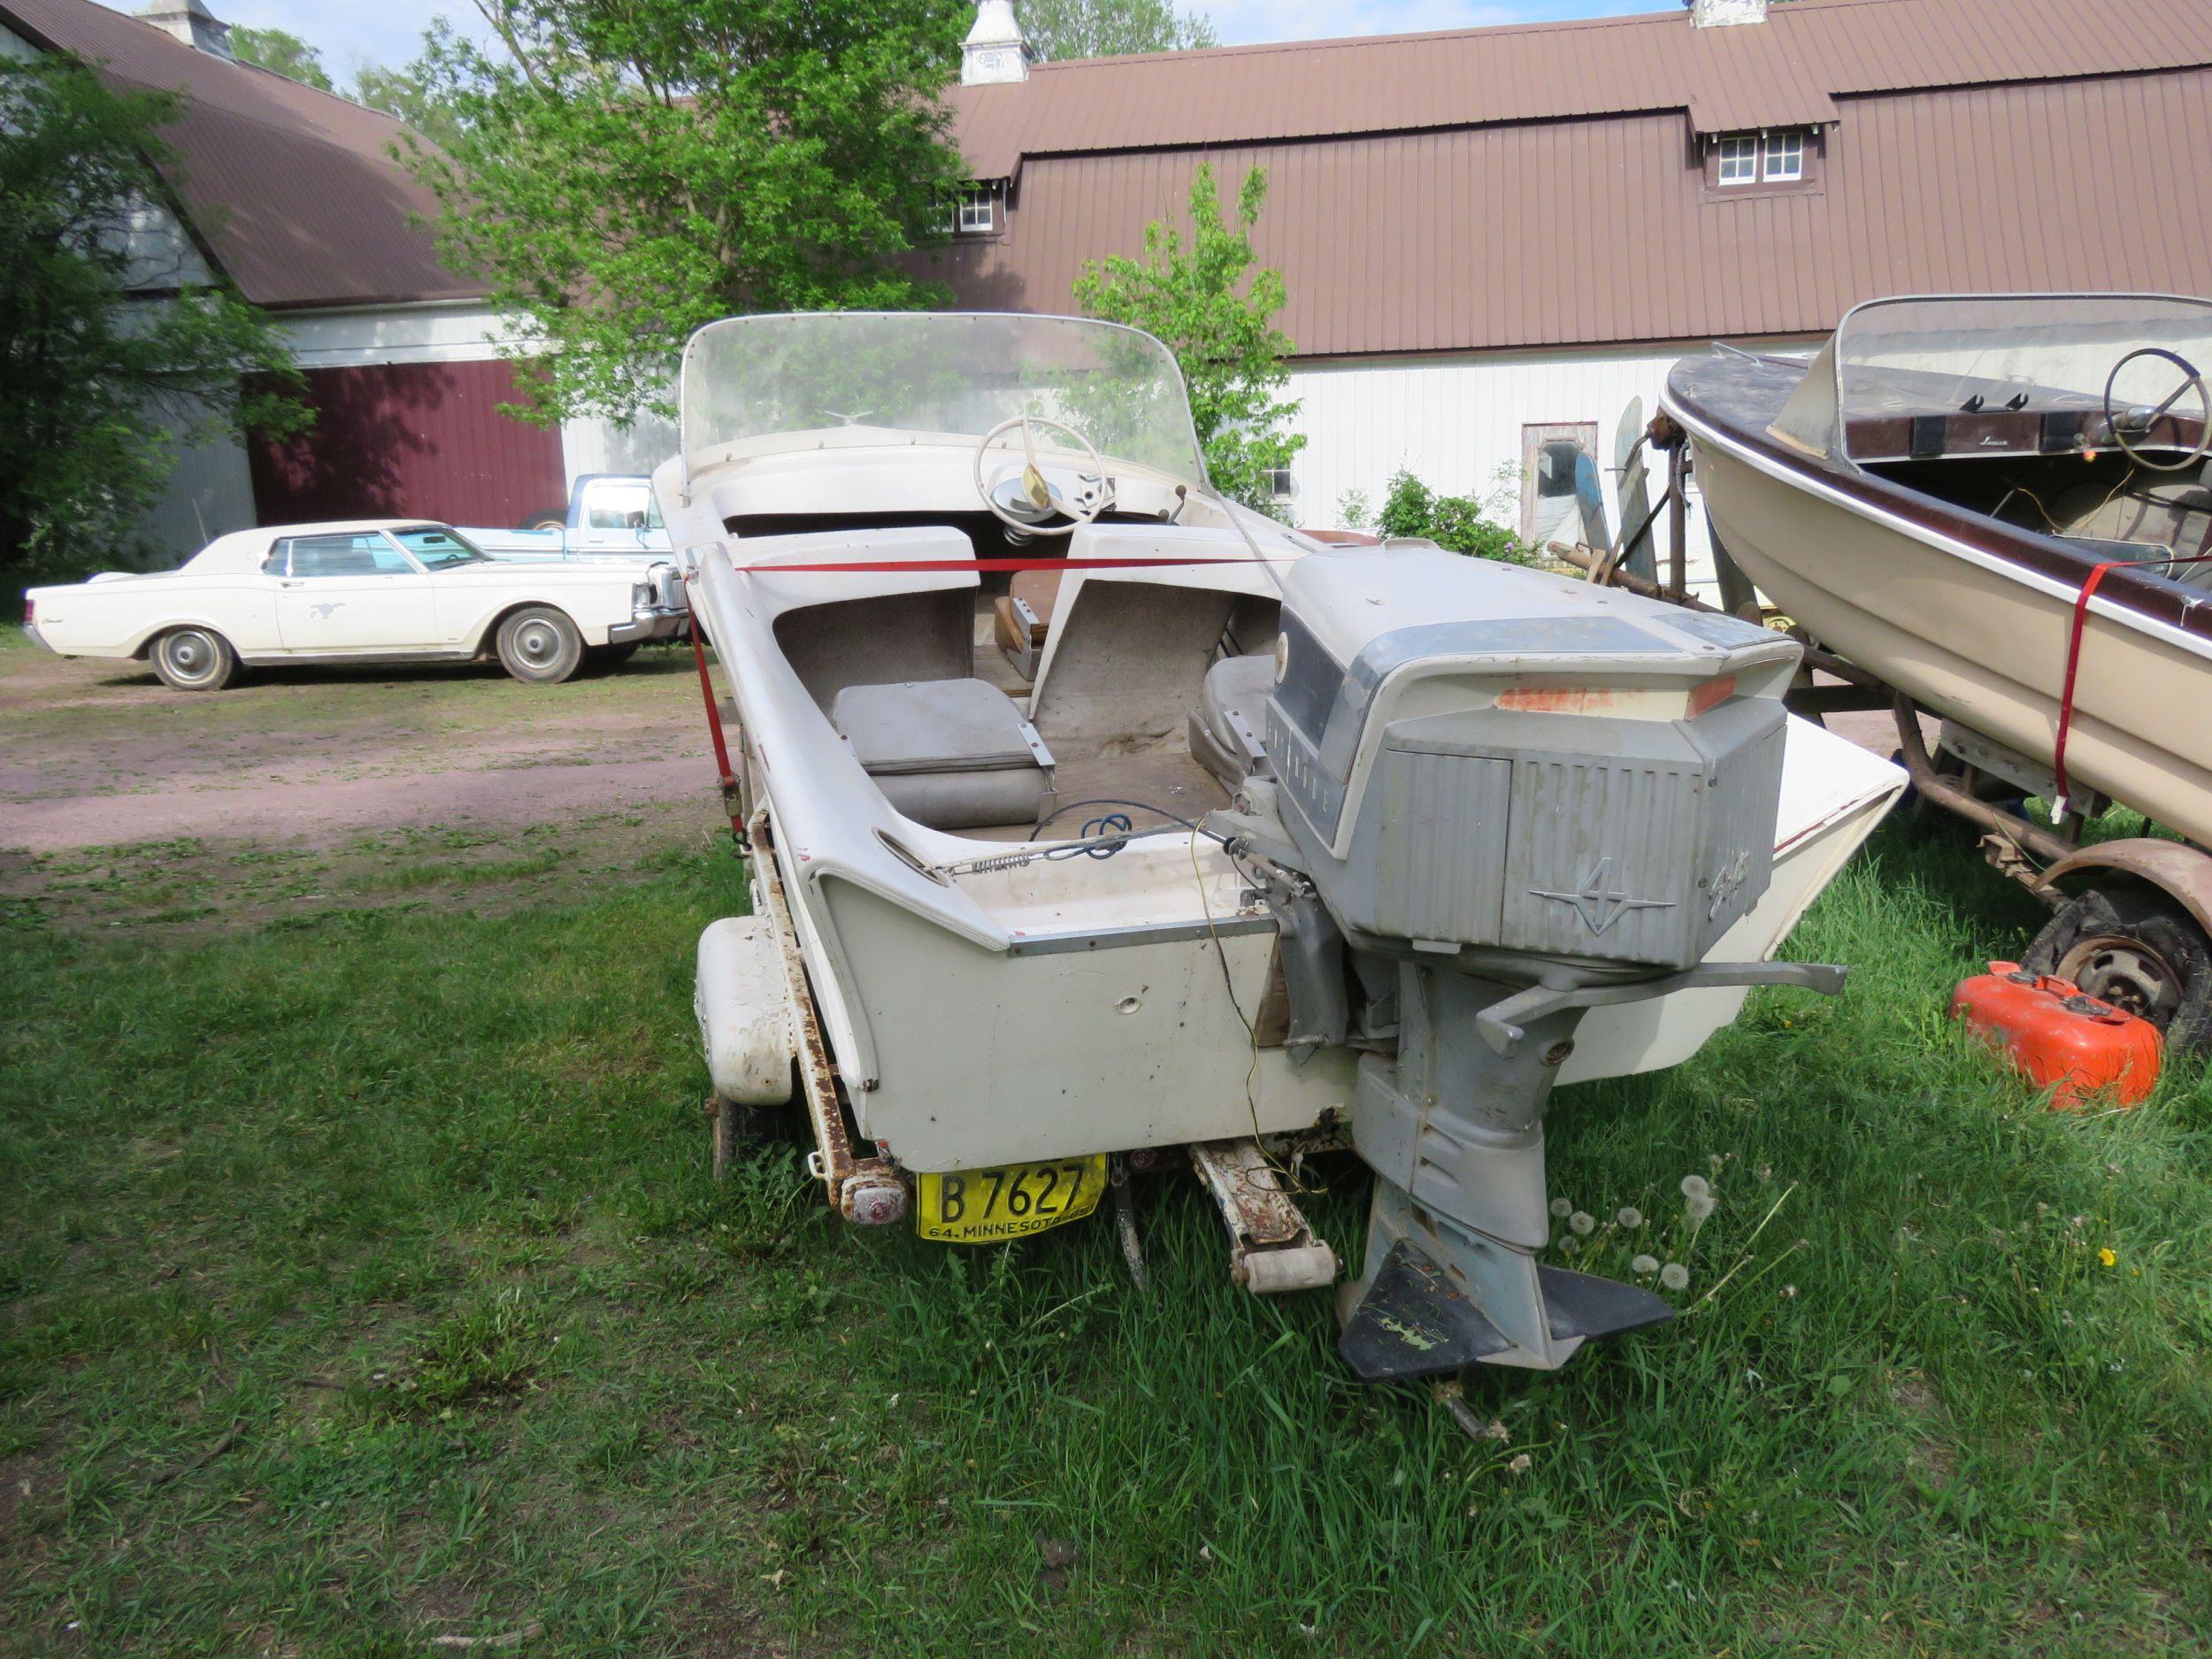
left=973, top=413, right=1109, bottom=537
left=2101, top=347, right=2212, bottom=473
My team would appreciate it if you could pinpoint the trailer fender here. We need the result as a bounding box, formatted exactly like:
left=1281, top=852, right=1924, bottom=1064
left=2036, top=838, right=2212, bottom=941
left=695, top=916, right=798, bottom=1104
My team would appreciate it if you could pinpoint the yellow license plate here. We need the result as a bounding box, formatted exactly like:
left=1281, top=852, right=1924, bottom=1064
left=916, top=1155, right=1107, bottom=1244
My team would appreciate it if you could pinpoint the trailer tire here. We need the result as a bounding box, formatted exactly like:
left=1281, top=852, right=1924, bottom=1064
left=711, top=1080, right=793, bottom=1179
left=2024, top=882, right=2212, bottom=1055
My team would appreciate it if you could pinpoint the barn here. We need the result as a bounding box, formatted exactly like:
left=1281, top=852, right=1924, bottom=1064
left=933, top=0, right=2212, bottom=577
left=0, top=0, right=661, bottom=555
left=8, top=0, right=2210, bottom=577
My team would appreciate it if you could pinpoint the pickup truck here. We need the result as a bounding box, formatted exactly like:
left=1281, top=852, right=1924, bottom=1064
left=464, top=474, right=675, bottom=564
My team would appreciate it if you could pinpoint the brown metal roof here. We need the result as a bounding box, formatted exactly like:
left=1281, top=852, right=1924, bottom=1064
left=949, top=0, right=2211, bottom=172
left=931, top=59, right=2212, bottom=357
left=2, top=0, right=481, bottom=309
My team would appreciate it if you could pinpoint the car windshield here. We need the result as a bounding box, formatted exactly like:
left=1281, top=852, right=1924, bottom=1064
left=680, top=312, right=1209, bottom=488
left=392, top=526, right=492, bottom=570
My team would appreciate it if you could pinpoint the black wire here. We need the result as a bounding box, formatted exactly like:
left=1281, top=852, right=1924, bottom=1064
left=1032, top=797, right=1230, bottom=843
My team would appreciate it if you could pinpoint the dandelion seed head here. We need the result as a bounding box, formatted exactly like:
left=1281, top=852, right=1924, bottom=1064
left=1617, top=1207, right=1644, bottom=1229
left=1632, top=1254, right=1660, bottom=1276
left=1686, top=1193, right=1717, bottom=1223
left=1660, top=1262, right=1691, bottom=1291
left=1507, top=1453, right=1532, bottom=1476
left=1570, top=1210, right=1595, bottom=1235
left=1781, top=1284, right=1798, bottom=1298
left=1680, top=1174, right=1710, bottom=1202
left=1549, top=1197, right=1572, bottom=1218
left=1560, top=1237, right=1579, bottom=1256
left=1709, top=1153, right=1725, bottom=1175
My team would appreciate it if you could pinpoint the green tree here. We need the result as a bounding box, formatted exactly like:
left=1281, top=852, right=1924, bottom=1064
left=228, top=26, right=334, bottom=91
left=351, top=19, right=469, bottom=152
left=1021, top=0, right=1217, bottom=59
left=0, top=59, right=306, bottom=576
left=1072, top=162, right=1304, bottom=515
left=1376, top=467, right=1532, bottom=563
left=406, top=0, right=971, bottom=428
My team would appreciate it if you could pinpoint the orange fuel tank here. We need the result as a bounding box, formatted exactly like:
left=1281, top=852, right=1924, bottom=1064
left=1950, top=962, right=2162, bottom=1110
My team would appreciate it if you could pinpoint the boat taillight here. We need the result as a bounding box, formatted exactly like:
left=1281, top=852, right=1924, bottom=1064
left=1688, top=674, right=1739, bottom=718
left=1494, top=673, right=1739, bottom=720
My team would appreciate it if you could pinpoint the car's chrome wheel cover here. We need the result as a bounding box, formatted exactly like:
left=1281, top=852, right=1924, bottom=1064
left=162, top=631, right=214, bottom=681
left=513, top=619, right=561, bottom=667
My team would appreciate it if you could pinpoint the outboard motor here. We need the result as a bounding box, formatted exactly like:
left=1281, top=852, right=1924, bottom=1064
left=1210, top=542, right=1842, bottom=1379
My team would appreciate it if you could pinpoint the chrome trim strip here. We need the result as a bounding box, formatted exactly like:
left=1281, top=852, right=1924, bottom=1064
left=1004, top=914, right=1275, bottom=956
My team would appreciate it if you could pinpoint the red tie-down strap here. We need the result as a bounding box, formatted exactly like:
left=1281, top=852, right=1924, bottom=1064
left=723, top=554, right=1286, bottom=573
left=2052, top=551, right=2212, bottom=817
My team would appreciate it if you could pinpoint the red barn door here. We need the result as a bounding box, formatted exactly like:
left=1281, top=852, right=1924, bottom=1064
left=248, top=359, right=568, bottom=530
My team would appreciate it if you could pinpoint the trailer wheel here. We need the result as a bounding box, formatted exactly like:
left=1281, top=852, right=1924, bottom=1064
left=710, top=1065, right=796, bottom=1180
left=2024, top=883, right=2212, bottom=1054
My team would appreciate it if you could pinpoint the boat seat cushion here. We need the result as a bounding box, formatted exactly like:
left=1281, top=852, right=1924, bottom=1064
left=1189, top=652, right=1275, bottom=789
left=831, top=677, right=1056, bottom=831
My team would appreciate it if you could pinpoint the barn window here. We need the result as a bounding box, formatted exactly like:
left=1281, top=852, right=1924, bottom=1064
left=1266, top=467, right=1297, bottom=505
left=1716, top=135, right=1758, bottom=186
left=950, top=184, right=999, bottom=236
left=1762, top=130, right=1804, bottom=182
left=1520, top=423, right=1598, bottom=548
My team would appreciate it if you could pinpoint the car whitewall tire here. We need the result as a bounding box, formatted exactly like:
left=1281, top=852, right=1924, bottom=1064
left=495, top=605, right=585, bottom=685
left=150, top=626, right=238, bottom=692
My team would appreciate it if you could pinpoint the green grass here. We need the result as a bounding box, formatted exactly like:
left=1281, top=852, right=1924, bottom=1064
left=3, top=820, right=2209, bottom=1656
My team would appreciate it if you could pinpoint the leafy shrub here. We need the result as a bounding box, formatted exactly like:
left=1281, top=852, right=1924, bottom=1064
left=1374, top=468, right=1533, bottom=564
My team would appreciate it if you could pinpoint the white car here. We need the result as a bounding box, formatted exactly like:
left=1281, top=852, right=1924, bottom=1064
left=21, top=521, right=688, bottom=690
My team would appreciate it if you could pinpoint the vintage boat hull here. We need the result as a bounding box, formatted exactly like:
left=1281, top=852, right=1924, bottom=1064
left=1671, top=381, right=2212, bottom=841
left=711, top=567, right=1901, bottom=1170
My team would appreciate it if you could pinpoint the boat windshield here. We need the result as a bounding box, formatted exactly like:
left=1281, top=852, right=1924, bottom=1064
left=680, top=312, right=1209, bottom=488
left=1773, top=294, right=2212, bottom=462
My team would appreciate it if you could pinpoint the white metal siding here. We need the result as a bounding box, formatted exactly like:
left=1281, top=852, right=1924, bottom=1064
left=1283, top=338, right=1811, bottom=597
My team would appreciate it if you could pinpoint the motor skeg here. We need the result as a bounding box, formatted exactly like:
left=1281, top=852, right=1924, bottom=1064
left=1210, top=541, right=1839, bottom=1379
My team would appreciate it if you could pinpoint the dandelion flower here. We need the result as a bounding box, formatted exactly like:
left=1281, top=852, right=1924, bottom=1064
left=2099, top=1247, right=2117, bottom=1267
left=1632, top=1254, right=1660, bottom=1276
left=1660, top=1262, right=1691, bottom=1291
left=1570, top=1210, right=1595, bottom=1236
left=1686, top=1193, right=1717, bottom=1223
left=1507, top=1453, right=1532, bottom=1476
left=1680, top=1174, right=1710, bottom=1202
left=1549, top=1197, right=1572, bottom=1219
left=1617, top=1207, right=1644, bottom=1229
left=1781, top=1284, right=1798, bottom=1299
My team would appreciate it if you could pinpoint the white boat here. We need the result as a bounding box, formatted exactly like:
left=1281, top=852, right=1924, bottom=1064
left=660, top=311, right=1903, bottom=1380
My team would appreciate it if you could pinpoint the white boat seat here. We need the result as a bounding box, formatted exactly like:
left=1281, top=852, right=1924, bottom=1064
left=1188, top=652, right=1275, bottom=789
left=831, top=677, right=1057, bottom=831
